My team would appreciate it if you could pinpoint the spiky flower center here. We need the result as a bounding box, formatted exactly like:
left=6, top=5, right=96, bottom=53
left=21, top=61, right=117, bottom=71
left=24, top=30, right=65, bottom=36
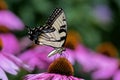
left=48, top=57, right=74, bottom=76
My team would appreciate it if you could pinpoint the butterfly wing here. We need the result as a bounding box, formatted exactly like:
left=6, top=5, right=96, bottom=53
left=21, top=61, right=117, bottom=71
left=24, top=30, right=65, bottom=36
left=38, top=8, right=67, bottom=48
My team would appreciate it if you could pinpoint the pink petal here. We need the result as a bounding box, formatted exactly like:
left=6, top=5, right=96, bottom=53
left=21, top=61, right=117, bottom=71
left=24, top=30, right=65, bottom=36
left=0, top=54, right=19, bottom=75
left=19, top=46, right=52, bottom=70
left=0, top=10, right=24, bottom=30
left=3, top=52, right=32, bottom=71
left=0, top=33, right=20, bottom=54
left=69, top=76, right=84, bottom=80
left=92, top=54, right=118, bottom=79
left=52, top=74, right=62, bottom=80
left=113, top=70, right=120, bottom=80
left=75, top=45, right=96, bottom=72
left=0, top=68, right=8, bottom=80
left=24, top=73, right=83, bottom=80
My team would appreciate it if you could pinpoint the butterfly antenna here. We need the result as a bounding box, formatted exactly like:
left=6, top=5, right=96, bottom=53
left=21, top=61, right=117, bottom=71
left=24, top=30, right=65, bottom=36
left=25, top=25, right=31, bottom=31
left=25, top=25, right=29, bottom=29
left=25, top=25, right=32, bottom=35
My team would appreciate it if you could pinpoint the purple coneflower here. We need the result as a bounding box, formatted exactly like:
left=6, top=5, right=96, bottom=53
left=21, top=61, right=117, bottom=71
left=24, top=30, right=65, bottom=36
left=24, top=57, right=84, bottom=80
left=91, top=53, right=118, bottom=80
left=0, top=34, right=31, bottom=80
left=75, top=44, right=118, bottom=79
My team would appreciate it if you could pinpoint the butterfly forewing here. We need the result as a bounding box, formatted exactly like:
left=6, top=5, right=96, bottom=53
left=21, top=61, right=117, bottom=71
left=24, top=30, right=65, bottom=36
left=38, top=8, right=67, bottom=48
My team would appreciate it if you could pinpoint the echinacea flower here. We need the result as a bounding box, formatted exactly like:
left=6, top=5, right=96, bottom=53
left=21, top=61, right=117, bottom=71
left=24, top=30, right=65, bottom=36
left=0, top=35, right=31, bottom=80
left=0, top=10, right=24, bottom=30
left=89, top=42, right=119, bottom=79
left=75, top=44, right=119, bottom=80
left=24, top=57, right=84, bottom=80
left=91, top=53, right=118, bottom=80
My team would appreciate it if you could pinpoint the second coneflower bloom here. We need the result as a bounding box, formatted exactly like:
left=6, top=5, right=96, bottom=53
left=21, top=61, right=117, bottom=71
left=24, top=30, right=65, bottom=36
left=24, top=57, right=84, bottom=80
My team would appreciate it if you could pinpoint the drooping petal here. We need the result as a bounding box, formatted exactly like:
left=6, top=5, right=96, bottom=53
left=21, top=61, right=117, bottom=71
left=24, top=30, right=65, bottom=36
left=3, top=52, right=32, bottom=71
left=24, top=73, right=83, bottom=80
left=0, top=54, right=19, bottom=75
left=19, top=46, right=52, bottom=70
left=0, top=68, right=8, bottom=80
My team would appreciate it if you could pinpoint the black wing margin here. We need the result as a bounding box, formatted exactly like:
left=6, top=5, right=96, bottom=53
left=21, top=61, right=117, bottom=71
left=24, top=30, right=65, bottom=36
left=46, top=8, right=64, bottom=26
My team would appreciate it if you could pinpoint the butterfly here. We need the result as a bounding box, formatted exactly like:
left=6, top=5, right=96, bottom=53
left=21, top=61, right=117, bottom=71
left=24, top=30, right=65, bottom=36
left=27, top=8, right=67, bottom=57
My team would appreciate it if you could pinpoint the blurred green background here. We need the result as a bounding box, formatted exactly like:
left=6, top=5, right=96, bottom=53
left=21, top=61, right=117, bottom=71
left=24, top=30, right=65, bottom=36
left=5, top=0, right=120, bottom=52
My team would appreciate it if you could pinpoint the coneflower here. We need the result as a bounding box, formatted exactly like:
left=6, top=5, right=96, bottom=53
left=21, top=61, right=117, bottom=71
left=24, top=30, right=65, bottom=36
left=24, top=57, right=84, bottom=80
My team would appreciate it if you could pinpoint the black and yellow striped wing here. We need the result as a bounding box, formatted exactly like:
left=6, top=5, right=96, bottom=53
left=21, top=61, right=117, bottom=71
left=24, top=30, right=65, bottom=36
left=38, top=8, right=67, bottom=48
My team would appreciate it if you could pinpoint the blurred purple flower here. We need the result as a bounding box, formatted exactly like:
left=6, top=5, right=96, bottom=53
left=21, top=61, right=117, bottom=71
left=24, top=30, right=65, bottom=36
left=24, top=73, right=84, bottom=80
left=19, top=36, right=33, bottom=51
left=0, top=10, right=24, bottom=30
left=0, top=33, right=20, bottom=54
left=19, top=46, right=52, bottom=70
left=113, top=70, right=120, bottom=80
left=0, top=52, right=20, bottom=80
left=93, top=5, right=112, bottom=24
left=0, top=52, right=32, bottom=80
left=91, top=53, right=118, bottom=80
left=75, top=44, right=96, bottom=72
left=19, top=45, right=75, bottom=71
left=75, top=44, right=118, bottom=79
left=0, top=35, right=32, bottom=80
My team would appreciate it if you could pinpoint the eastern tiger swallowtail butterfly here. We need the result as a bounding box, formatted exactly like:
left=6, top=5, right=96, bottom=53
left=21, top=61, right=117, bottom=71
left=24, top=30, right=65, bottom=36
left=27, top=8, right=67, bottom=57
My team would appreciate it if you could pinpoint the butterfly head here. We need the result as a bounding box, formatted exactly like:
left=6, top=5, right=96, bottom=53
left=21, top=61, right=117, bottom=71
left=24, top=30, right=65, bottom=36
left=27, top=26, right=42, bottom=44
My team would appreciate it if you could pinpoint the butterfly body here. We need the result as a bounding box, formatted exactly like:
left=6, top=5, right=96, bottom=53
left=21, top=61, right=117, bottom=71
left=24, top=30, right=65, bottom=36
left=27, top=8, right=67, bottom=57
